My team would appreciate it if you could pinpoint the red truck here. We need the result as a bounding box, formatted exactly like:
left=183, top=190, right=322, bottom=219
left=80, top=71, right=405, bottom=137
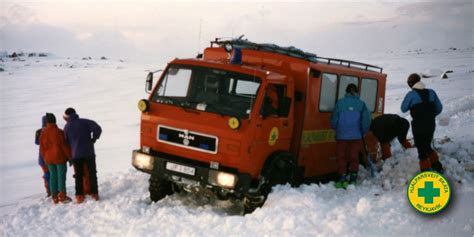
left=132, top=38, right=385, bottom=213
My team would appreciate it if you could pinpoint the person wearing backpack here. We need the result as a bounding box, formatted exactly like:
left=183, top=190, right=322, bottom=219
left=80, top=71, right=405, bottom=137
left=401, top=73, right=443, bottom=173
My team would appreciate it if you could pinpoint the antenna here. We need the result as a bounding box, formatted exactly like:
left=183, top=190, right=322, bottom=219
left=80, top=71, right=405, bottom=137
left=197, top=19, right=202, bottom=55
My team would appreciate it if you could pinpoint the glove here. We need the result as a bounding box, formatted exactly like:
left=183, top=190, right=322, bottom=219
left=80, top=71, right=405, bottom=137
left=91, top=138, right=97, bottom=144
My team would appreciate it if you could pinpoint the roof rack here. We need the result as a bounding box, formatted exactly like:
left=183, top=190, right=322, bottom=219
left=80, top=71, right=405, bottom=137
left=210, top=38, right=383, bottom=73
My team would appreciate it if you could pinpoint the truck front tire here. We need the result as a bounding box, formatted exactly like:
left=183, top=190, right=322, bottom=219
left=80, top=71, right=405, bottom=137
left=149, top=173, right=173, bottom=202
left=243, top=152, right=294, bottom=214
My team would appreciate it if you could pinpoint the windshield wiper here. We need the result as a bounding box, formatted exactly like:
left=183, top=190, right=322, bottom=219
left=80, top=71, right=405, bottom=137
left=157, top=96, right=198, bottom=114
left=204, top=103, right=230, bottom=117
left=183, top=100, right=226, bottom=117
left=179, top=101, right=200, bottom=114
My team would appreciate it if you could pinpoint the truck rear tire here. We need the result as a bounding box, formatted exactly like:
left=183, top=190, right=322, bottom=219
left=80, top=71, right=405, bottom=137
left=149, top=174, right=173, bottom=202
left=243, top=152, right=294, bottom=214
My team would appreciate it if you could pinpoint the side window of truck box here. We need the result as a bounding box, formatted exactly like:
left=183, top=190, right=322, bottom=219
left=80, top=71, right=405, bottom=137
left=360, top=78, right=378, bottom=112
left=319, top=73, right=338, bottom=112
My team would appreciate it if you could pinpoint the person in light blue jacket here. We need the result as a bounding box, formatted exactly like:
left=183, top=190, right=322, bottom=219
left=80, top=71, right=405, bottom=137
left=401, top=73, right=443, bottom=173
left=331, top=84, right=371, bottom=188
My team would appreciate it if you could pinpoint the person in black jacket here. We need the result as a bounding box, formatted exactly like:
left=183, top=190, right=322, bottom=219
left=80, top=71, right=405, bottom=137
left=370, top=114, right=413, bottom=159
left=401, top=73, right=444, bottom=173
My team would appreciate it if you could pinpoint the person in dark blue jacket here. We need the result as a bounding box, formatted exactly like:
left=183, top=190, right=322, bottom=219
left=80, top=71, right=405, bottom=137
left=401, top=73, right=443, bottom=173
left=35, top=115, right=50, bottom=197
left=63, top=107, right=102, bottom=203
left=331, top=84, right=371, bottom=188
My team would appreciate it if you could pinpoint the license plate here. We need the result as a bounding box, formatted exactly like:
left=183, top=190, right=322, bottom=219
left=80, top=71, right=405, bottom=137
left=166, top=162, right=196, bottom=176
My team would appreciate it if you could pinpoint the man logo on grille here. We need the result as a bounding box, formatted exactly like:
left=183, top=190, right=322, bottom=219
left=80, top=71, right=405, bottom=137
left=179, top=130, right=195, bottom=146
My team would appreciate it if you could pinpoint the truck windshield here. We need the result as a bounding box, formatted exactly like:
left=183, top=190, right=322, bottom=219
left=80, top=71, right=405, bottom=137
left=151, top=64, right=261, bottom=119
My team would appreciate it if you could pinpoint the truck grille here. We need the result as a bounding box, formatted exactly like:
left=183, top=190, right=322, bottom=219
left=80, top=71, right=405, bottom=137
left=157, top=125, right=218, bottom=154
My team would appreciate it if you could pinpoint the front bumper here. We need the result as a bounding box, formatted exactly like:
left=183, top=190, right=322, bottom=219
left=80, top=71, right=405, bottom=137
left=131, top=149, right=251, bottom=195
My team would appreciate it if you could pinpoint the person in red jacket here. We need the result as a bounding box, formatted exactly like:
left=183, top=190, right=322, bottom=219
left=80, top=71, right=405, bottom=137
left=39, top=113, right=73, bottom=204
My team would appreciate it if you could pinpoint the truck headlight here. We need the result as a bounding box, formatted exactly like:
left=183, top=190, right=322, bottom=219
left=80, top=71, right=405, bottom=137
left=138, top=99, right=149, bottom=112
left=132, top=152, right=154, bottom=171
left=208, top=170, right=237, bottom=188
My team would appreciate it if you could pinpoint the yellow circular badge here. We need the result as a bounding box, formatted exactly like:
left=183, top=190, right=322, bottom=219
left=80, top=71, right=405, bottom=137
left=138, top=99, right=149, bottom=112
left=268, top=127, right=279, bottom=146
left=407, top=171, right=451, bottom=214
left=228, top=117, right=240, bottom=130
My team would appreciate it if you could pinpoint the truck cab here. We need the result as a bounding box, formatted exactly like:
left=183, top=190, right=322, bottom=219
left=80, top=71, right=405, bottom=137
left=132, top=39, right=386, bottom=213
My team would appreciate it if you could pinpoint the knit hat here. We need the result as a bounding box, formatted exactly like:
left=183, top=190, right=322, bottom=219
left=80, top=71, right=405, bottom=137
left=345, top=83, right=358, bottom=95
left=63, top=107, right=76, bottom=121
left=45, top=113, right=56, bottom=124
left=407, top=73, right=421, bottom=88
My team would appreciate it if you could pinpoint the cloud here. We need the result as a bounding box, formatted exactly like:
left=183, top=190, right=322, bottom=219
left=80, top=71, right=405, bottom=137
left=0, top=3, right=37, bottom=26
left=0, top=1, right=471, bottom=63
left=397, top=1, right=470, bottom=17
left=315, top=1, right=473, bottom=57
left=0, top=23, right=142, bottom=59
left=396, top=1, right=472, bottom=28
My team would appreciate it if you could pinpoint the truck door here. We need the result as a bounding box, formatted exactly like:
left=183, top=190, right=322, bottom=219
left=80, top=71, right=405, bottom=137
left=254, top=83, right=294, bottom=156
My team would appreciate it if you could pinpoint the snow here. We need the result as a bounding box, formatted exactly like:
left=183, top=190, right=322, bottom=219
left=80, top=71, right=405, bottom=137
left=1, top=48, right=473, bottom=236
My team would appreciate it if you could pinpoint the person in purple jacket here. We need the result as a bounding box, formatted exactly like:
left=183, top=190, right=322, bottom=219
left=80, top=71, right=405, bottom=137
left=35, top=114, right=50, bottom=197
left=63, top=107, right=102, bottom=203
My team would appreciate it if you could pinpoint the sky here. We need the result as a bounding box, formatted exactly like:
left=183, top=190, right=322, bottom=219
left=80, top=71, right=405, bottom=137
left=0, top=0, right=472, bottom=62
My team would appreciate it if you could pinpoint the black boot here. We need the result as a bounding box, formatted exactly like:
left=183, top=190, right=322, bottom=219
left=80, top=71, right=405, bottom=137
left=431, top=161, right=444, bottom=174
left=428, top=151, right=444, bottom=174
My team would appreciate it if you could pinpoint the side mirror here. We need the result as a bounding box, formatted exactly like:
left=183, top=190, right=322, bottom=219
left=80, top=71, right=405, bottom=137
left=278, top=97, right=291, bottom=117
left=145, top=72, right=153, bottom=93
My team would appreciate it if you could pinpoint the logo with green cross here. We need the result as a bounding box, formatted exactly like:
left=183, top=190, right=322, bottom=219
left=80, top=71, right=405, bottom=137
left=407, top=171, right=451, bottom=214
left=418, top=181, right=440, bottom=204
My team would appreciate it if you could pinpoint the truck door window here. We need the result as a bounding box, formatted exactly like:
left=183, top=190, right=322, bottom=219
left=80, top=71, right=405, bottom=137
left=360, top=78, right=378, bottom=112
left=319, top=73, right=338, bottom=112
left=262, top=84, right=287, bottom=117
left=337, top=75, right=358, bottom=100
left=235, top=80, right=260, bottom=95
